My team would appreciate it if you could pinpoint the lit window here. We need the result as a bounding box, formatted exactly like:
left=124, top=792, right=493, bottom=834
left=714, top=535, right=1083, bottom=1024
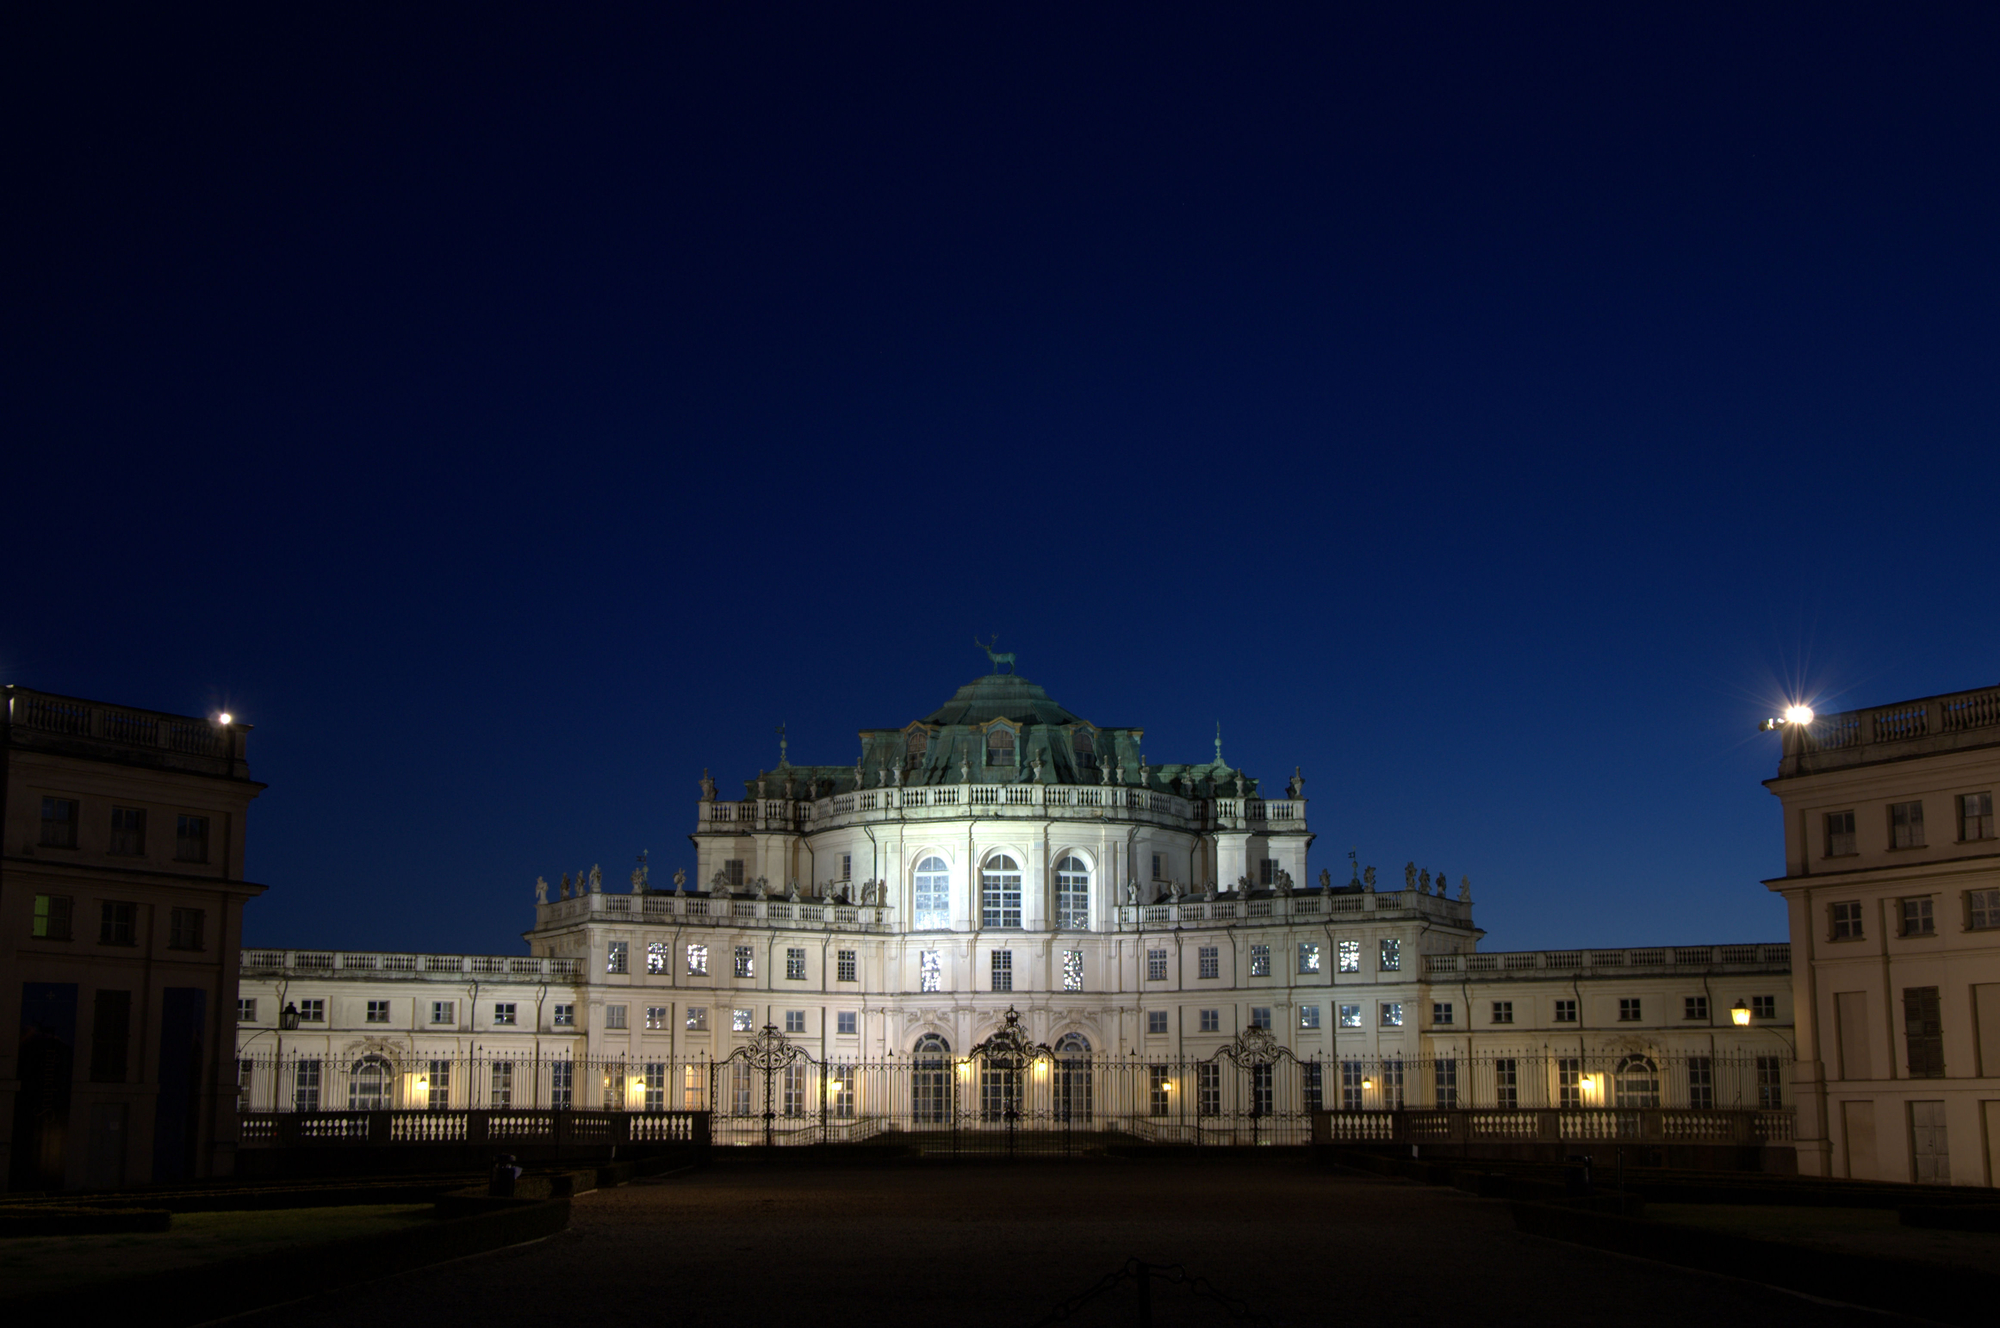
left=1198, top=945, right=1219, bottom=979
left=685, top=1007, right=708, bottom=1031
left=1901, top=897, right=1936, bottom=936
left=1297, top=942, right=1320, bottom=974
left=1379, top=1002, right=1403, bottom=1028
left=785, top=1010, right=806, bottom=1034
left=30, top=894, right=72, bottom=940
left=1062, top=949, right=1083, bottom=992
left=786, top=947, right=806, bottom=980
left=687, top=943, right=708, bottom=975
left=365, top=1000, right=390, bottom=1023
left=1379, top=939, right=1400, bottom=972
left=606, top=941, right=628, bottom=974
left=734, top=946, right=755, bottom=979
left=1338, top=1003, right=1361, bottom=1028
left=237, top=998, right=257, bottom=1022
left=108, top=806, right=146, bottom=856
left=174, top=814, right=209, bottom=862
left=1830, top=901, right=1863, bottom=940
left=1147, top=948, right=1168, bottom=981
left=1824, top=810, right=1857, bottom=857
left=1970, top=889, right=2000, bottom=930
left=39, top=797, right=79, bottom=848
left=920, top=949, right=941, bottom=993
left=1960, top=791, right=1995, bottom=841
left=991, top=950, right=1013, bottom=993
left=1250, top=1007, right=1272, bottom=1030
left=647, top=941, right=667, bottom=973
left=837, top=948, right=857, bottom=981
left=1684, top=996, right=1708, bottom=1021
left=431, top=1000, right=454, bottom=1024
left=553, top=1004, right=574, bottom=1027
left=493, top=1003, right=517, bottom=1026
left=1299, top=1005, right=1320, bottom=1030
left=733, top=1008, right=754, bottom=1033
left=1752, top=995, right=1776, bottom=1020
left=1055, top=856, right=1090, bottom=929
left=914, top=856, right=951, bottom=929
left=604, top=1005, right=627, bottom=1030
left=645, top=1006, right=667, bottom=1030
left=1617, top=998, right=1642, bottom=1022
left=1553, top=999, right=1576, bottom=1023
left=982, top=856, right=1022, bottom=928
left=1491, top=1000, right=1513, bottom=1025
left=985, top=725, right=1016, bottom=766
left=1432, top=1003, right=1453, bottom=1025
left=1336, top=939, right=1359, bottom=973
left=1889, top=800, right=1926, bottom=849
left=1249, top=945, right=1270, bottom=977
left=1147, top=1010, right=1168, bottom=1035
left=836, top=1011, right=857, bottom=1036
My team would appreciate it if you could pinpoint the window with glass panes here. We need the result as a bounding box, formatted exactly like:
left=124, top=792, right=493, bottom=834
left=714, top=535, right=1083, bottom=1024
left=990, top=950, right=1013, bottom=992
left=1970, top=889, right=2000, bottom=929
left=1617, top=998, right=1641, bottom=1021
left=1684, top=996, right=1708, bottom=1021
left=1379, top=1002, right=1403, bottom=1027
left=1903, top=987, right=1944, bottom=1077
left=685, top=1007, right=708, bottom=1031
left=784, top=1010, right=806, bottom=1033
left=30, top=894, right=71, bottom=940
left=1055, top=856, right=1090, bottom=929
left=1149, top=1066, right=1171, bottom=1116
left=734, top=946, right=754, bottom=978
left=606, top=941, right=628, bottom=974
left=1062, top=949, right=1082, bottom=991
left=920, top=949, right=941, bottom=992
left=1198, top=945, right=1219, bottom=979
left=237, top=998, right=257, bottom=1022
left=40, top=797, right=78, bottom=848
left=493, top=1003, right=517, bottom=1025
left=605, top=1005, right=626, bottom=1029
left=1961, top=791, right=1994, bottom=841
left=1378, top=939, right=1400, bottom=971
left=1890, top=800, right=1926, bottom=849
left=1687, top=1055, right=1714, bottom=1109
left=1756, top=1055, right=1785, bottom=1108
left=1301, top=1063, right=1322, bottom=1112
left=1249, top=944, right=1270, bottom=977
left=1147, top=1010, right=1168, bottom=1035
left=1753, top=995, right=1776, bottom=1019
left=1299, top=1005, right=1320, bottom=1030
left=167, top=907, right=204, bottom=950
left=490, top=1061, right=514, bottom=1108
left=100, top=901, right=136, bottom=945
left=1491, top=1000, right=1513, bottom=1024
left=836, top=1011, right=856, bottom=1036
left=294, top=1058, right=322, bottom=1111
left=1199, top=1009, right=1220, bottom=1033
left=1196, top=1062, right=1220, bottom=1116
left=1297, top=942, right=1320, bottom=974
left=1494, top=1057, right=1518, bottom=1109
left=108, top=806, right=145, bottom=855
left=732, top=1008, right=754, bottom=1033
left=837, top=948, right=857, bottom=981
left=1432, top=1003, right=1453, bottom=1025
left=1339, top=1003, right=1361, bottom=1028
left=551, top=1060, right=572, bottom=1109
left=1557, top=1057, right=1581, bottom=1108
left=1341, top=1061, right=1365, bottom=1109
left=1434, top=1057, right=1457, bottom=1108
left=1824, top=810, right=1857, bottom=856
left=1902, top=897, right=1936, bottom=936
left=1147, top=948, right=1168, bottom=981
left=365, top=1000, right=389, bottom=1023
left=1830, top=901, right=1863, bottom=939
left=982, top=856, right=1022, bottom=927
left=1337, top=939, right=1360, bottom=972
left=647, top=941, right=667, bottom=973
left=687, top=943, right=708, bottom=975
left=431, top=1000, right=454, bottom=1024
left=175, top=814, right=209, bottom=862
left=645, top=1007, right=667, bottom=1030
left=1553, top=999, right=1577, bottom=1023
left=786, top=947, right=806, bottom=980
left=1250, top=1006, right=1272, bottom=1030
left=914, top=857, right=950, bottom=929
left=553, top=1003, right=574, bottom=1026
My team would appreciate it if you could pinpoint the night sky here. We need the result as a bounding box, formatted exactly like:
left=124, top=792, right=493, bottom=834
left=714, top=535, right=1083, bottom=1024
left=10, top=7, right=1997, bottom=957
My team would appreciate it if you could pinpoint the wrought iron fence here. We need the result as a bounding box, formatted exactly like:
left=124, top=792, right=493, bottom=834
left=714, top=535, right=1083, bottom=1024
left=236, top=1020, right=1790, bottom=1154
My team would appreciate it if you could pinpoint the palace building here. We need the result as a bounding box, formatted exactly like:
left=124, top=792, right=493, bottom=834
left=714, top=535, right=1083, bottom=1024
left=235, top=661, right=1795, bottom=1156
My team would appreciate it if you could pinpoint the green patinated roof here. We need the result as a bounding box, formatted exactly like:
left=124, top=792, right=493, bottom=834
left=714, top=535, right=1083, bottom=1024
left=922, top=671, right=1081, bottom=727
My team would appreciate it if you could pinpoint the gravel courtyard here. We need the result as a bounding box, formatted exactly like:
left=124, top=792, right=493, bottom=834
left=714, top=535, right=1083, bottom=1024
left=238, top=1158, right=1928, bottom=1327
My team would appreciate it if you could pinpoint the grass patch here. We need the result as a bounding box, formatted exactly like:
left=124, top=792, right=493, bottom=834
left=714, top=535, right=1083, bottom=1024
left=0, top=1204, right=436, bottom=1299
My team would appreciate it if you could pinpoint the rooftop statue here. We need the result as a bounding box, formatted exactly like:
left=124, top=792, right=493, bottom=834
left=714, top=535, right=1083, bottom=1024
left=672, top=867, right=686, bottom=894
left=1319, top=868, right=1331, bottom=891
left=1404, top=862, right=1417, bottom=889
left=631, top=851, right=649, bottom=894
left=1419, top=868, right=1431, bottom=892
left=588, top=864, right=602, bottom=894
left=1459, top=875, right=1472, bottom=902
left=534, top=875, right=548, bottom=904
left=973, top=634, right=1016, bottom=674
left=1289, top=767, right=1304, bottom=800
left=699, top=768, right=715, bottom=801
left=1364, top=865, right=1377, bottom=890
left=558, top=871, right=571, bottom=900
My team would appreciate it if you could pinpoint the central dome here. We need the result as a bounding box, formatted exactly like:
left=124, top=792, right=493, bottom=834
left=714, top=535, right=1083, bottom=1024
left=923, top=673, right=1081, bottom=727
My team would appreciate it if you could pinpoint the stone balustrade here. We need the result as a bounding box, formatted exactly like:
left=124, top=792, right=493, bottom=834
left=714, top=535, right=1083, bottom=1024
left=1119, top=887, right=1474, bottom=930
left=1784, top=681, right=2000, bottom=775
left=696, top=787, right=1309, bottom=834
left=1423, top=943, right=1790, bottom=978
left=239, top=950, right=585, bottom=980
left=534, top=892, right=890, bottom=931
left=4, top=683, right=248, bottom=776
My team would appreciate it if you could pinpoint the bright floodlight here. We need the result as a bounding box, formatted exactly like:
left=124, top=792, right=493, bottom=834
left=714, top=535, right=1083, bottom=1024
left=218, top=712, right=234, bottom=725
left=1783, top=705, right=1814, bottom=726
left=1732, top=1000, right=1752, bottom=1027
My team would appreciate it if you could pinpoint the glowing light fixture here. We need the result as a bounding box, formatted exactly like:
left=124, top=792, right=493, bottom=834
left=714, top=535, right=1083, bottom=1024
left=1361, top=1077, right=1374, bottom=1090
left=1731, top=999, right=1752, bottom=1027
left=218, top=712, right=234, bottom=725
left=1783, top=705, right=1814, bottom=725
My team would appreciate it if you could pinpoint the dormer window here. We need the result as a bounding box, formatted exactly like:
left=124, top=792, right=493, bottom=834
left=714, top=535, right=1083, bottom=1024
left=905, top=729, right=929, bottom=769
left=1073, top=728, right=1096, bottom=768
left=986, top=726, right=1016, bottom=766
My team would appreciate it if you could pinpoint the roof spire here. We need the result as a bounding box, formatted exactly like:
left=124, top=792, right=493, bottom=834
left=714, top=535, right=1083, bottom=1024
left=775, top=722, right=788, bottom=767
left=1215, top=721, right=1223, bottom=765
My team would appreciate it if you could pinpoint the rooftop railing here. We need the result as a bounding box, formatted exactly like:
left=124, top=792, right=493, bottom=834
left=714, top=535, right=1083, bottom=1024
left=5, top=684, right=249, bottom=776
left=1120, top=887, right=1475, bottom=931
left=535, top=892, right=889, bottom=930
left=696, top=787, right=1309, bottom=834
left=240, top=951, right=585, bottom=980
left=1783, top=682, right=2000, bottom=774
left=1424, top=943, right=1790, bottom=978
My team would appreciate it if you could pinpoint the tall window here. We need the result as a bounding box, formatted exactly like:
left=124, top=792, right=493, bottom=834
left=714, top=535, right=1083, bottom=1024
left=786, top=947, right=806, bottom=980
left=687, top=943, right=708, bottom=975
left=1378, top=939, right=1400, bottom=972
left=1337, top=940, right=1359, bottom=973
left=1830, top=901, right=1863, bottom=939
left=1249, top=944, right=1270, bottom=977
left=981, top=855, right=1021, bottom=928
left=1494, top=1058, right=1518, bottom=1110
left=841, top=853, right=852, bottom=881
left=828, top=1062, right=855, bottom=1118
left=647, top=941, right=667, bottom=973
left=1889, top=800, right=1926, bottom=849
left=1961, top=791, right=1994, bottom=841
left=1756, top=1056, right=1785, bottom=1109
left=1055, top=856, right=1090, bottom=929
left=1198, top=945, right=1219, bottom=979
left=1557, top=1057, right=1580, bottom=1109
left=174, top=814, right=209, bottom=862
left=490, top=1061, right=514, bottom=1109
left=1149, top=1066, right=1171, bottom=1117
left=645, top=1063, right=667, bottom=1111
left=724, top=859, right=745, bottom=887
left=1969, top=889, right=2000, bottom=930
left=912, top=1033, right=952, bottom=1123
left=1297, top=943, right=1320, bottom=974
left=1687, top=1056, right=1714, bottom=1109
left=1259, top=858, right=1279, bottom=887
left=905, top=728, right=928, bottom=769
left=1341, top=1061, right=1365, bottom=1110
left=1147, top=948, right=1168, bottom=981
left=1824, top=810, right=1857, bottom=857
left=914, top=856, right=951, bottom=929
left=734, top=945, right=755, bottom=978
left=1073, top=727, right=1096, bottom=768
left=294, top=1058, right=322, bottom=1112
left=40, top=797, right=78, bottom=848
left=166, top=907, right=203, bottom=950
left=1434, top=1058, right=1457, bottom=1108
left=1054, top=1033, right=1092, bottom=1122
left=349, top=1057, right=390, bottom=1110
left=990, top=950, right=1013, bottom=992
left=427, top=1059, right=452, bottom=1110
left=606, top=941, right=628, bottom=974
left=1196, top=1062, right=1221, bottom=1117
left=837, top=948, right=858, bottom=981
left=1380, top=1058, right=1405, bottom=1109
left=1062, top=950, right=1082, bottom=992
left=1613, top=1055, right=1660, bottom=1108
left=1301, top=1063, right=1322, bottom=1112
left=551, top=1060, right=572, bottom=1110
left=920, top=949, right=941, bottom=993
left=1903, top=986, right=1945, bottom=1077
left=108, top=806, right=146, bottom=856
left=985, top=725, right=1016, bottom=766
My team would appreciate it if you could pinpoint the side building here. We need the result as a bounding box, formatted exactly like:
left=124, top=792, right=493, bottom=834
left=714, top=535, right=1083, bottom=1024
left=3, top=687, right=265, bottom=1191
left=1764, top=681, right=2000, bottom=1185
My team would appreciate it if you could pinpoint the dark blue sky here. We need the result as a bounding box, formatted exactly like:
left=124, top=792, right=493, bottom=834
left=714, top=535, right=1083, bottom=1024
left=9, top=6, right=1997, bottom=956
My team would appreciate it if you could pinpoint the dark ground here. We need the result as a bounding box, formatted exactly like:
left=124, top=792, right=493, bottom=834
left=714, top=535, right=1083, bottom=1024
left=235, top=1158, right=1933, bottom=1326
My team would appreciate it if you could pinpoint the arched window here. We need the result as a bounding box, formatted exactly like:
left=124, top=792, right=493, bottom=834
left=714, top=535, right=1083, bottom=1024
left=1072, top=728, right=1096, bottom=768
left=914, top=856, right=951, bottom=929
left=1055, top=855, right=1090, bottom=929
left=1054, top=1032, right=1092, bottom=1122
left=1614, top=1055, right=1660, bottom=1108
left=912, top=1033, right=953, bottom=1123
left=905, top=729, right=928, bottom=769
left=986, top=725, right=1016, bottom=766
left=982, top=855, right=1022, bottom=928
left=348, top=1055, right=390, bottom=1111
